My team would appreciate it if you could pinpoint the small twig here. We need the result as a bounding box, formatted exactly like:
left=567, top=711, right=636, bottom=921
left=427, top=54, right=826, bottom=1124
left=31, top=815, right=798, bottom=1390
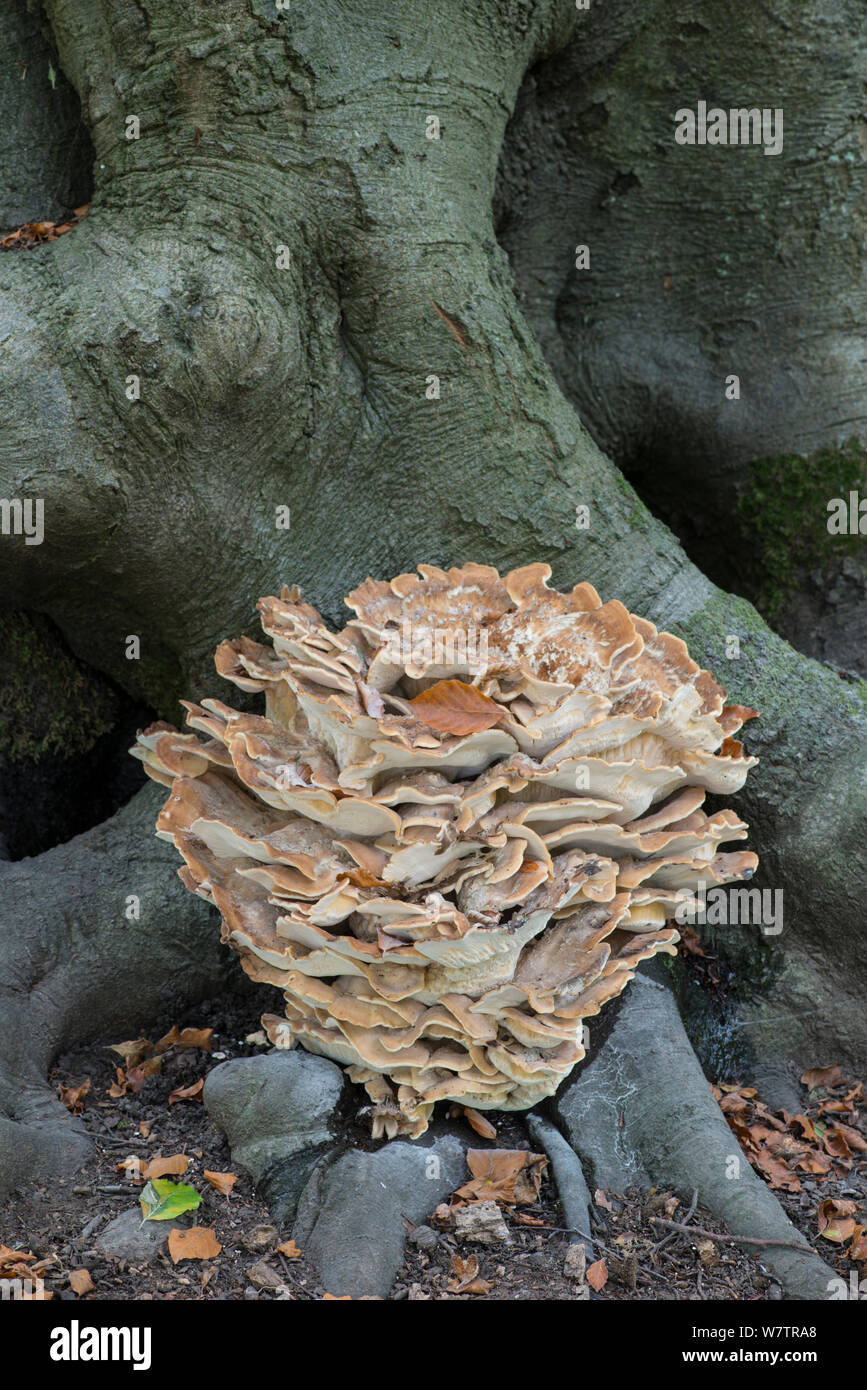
left=649, top=1217, right=815, bottom=1254
left=653, top=1187, right=698, bottom=1257
left=546, top=1227, right=670, bottom=1286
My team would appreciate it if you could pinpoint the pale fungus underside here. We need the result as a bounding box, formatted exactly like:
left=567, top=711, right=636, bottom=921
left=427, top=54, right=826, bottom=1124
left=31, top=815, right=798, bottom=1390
left=133, top=563, right=758, bottom=1138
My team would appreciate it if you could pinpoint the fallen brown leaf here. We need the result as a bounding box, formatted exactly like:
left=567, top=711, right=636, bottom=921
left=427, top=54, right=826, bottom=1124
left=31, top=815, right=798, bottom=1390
left=68, top=1269, right=94, bottom=1296
left=203, top=1170, right=237, bottom=1196
left=107, top=1067, right=131, bottom=1099
left=817, top=1197, right=859, bottom=1243
left=827, top=1123, right=866, bottom=1153
left=0, top=1246, right=36, bottom=1274
left=801, top=1064, right=842, bottom=1091
left=107, top=1038, right=153, bottom=1068
left=167, top=1227, right=221, bottom=1263
left=817, top=1197, right=858, bottom=1229
left=408, top=679, right=503, bottom=736
left=168, top=1079, right=204, bottom=1105
left=456, top=1148, right=548, bottom=1206
left=275, top=1239, right=302, bottom=1259
left=819, top=1218, right=856, bottom=1244
left=789, top=1113, right=819, bottom=1142
left=463, top=1107, right=497, bottom=1140
left=143, top=1154, right=189, bottom=1180
left=448, top=1252, right=492, bottom=1295
left=586, top=1258, right=608, bottom=1291
left=848, top=1228, right=867, bottom=1262
left=58, top=1080, right=90, bottom=1114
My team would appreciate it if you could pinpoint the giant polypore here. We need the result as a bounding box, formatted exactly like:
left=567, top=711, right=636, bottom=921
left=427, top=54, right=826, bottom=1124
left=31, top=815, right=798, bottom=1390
left=133, top=563, right=758, bottom=1137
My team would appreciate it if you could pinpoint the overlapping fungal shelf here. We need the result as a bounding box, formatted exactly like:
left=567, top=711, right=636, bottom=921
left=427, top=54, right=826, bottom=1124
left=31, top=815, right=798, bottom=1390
left=133, top=563, right=759, bottom=1138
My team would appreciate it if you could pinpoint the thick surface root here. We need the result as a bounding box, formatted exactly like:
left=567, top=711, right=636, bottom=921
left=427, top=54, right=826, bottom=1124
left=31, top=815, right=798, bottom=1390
left=553, top=964, right=836, bottom=1300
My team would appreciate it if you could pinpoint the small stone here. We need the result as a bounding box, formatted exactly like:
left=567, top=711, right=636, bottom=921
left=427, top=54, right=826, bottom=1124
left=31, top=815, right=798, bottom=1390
left=247, top=1260, right=284, bottom=1290
left=767, top=1283, right=783, bottom=1301
left=697, top=1240, right=720, bottom=1268
left=408, top=1224, right=438, bottom=1251
left=80, top=1214, right=105, bottom=1242
left=563, top=1243, right=587, bottom=1281
left=244, top=1224, right=278, bottom=1252
left=454, top=1200, right=510, bottom=1245
left=95, top=1209, right=188, bottom=1263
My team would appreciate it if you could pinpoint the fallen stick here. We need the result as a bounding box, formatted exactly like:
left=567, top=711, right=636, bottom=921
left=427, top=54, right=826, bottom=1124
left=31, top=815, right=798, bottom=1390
left=653, top=1186, right=698, bottom=1256
left=649, top=1217, right=815, bottom=1254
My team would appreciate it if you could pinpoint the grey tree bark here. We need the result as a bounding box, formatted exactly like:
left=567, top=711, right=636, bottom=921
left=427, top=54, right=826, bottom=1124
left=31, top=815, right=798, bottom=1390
left=0, top=0, right=864, bottom=1288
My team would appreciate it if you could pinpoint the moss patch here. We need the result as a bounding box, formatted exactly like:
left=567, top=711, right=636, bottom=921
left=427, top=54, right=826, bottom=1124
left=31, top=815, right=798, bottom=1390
left=0, top=611, right=118, bottom=762
left=736, top=439, right=867, bottom=622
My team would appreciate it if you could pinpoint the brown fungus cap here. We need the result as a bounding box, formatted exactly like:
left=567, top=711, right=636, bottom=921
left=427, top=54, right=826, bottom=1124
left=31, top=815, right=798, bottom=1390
left=132, top=563, right=759, bottom=1137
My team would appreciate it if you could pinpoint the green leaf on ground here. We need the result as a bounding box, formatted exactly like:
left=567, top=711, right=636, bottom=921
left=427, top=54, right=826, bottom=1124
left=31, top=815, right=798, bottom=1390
left=139, top=1178, right=202, bottom=1224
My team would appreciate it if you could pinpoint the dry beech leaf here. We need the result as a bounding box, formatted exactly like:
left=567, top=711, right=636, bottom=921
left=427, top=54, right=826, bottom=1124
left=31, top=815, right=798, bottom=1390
left=203, top=1170, right=237, bottom=1196
left=275, top=1239, right=302, bottom=1259
left=107, top=1067, right=132, bottom=1098
left=754, top=1150, right=801, bottom=1192
left=594, top=1188, right=614, bottom=1211
left=817, top=1198, right=859, bottom=1243
left=126, top=1055, right=163, bottom=1093
left=817, top=1197, right=858, bottom=1229
left=167, top=1226, right=222, bottom=1264
left=586, top=1258, right=608, bottom=1291
left=0, top=1246, right=36, bottom=1272
left=154, top=1024, right=212, bottom=1052
left=827, top=1123, right=867, bottom=1153
left=58, top=1080, right=90, bottom=1114
left=68, top=1269, right=94, bottom=1296
left=456, top=1148, right=548, bottom=1205
left=448, top=1252, right=491, bottom=1295
left=819, top=1218, right=857, bottom=1244
left=801, top=1064, right=842, bottom=1091
left=168, top=1078, right=204, bottom=1105
left=848, top=1229, right=867, bottom=1262
left=408, top=679, right=503, bottom=736
left=108, top=1038, right=152, bottom=1067
left=463, top=1107, right=497, bottom=1140
left=143, top=1154, right=189, bottom=1180
left=790, top=1113, right=819, bottom=1142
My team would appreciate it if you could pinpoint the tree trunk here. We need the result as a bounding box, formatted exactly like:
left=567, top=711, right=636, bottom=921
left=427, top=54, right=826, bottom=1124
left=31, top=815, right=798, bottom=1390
left=1, top=0, right=864, bottom=1281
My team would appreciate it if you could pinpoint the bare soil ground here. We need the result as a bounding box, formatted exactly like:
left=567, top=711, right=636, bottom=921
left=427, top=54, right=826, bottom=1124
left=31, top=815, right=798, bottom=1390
left=2, top=976, right=864, bottom=1302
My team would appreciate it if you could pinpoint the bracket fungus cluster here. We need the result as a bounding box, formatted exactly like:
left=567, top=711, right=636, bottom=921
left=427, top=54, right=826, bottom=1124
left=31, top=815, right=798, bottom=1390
left=133, top=563, right=759, bottom=1138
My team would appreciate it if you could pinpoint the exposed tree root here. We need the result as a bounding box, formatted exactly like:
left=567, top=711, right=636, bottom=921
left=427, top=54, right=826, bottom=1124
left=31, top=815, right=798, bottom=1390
left=553, top=964, right=836, bottom=1300
left=0, top=784, right=229, bottom=1198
